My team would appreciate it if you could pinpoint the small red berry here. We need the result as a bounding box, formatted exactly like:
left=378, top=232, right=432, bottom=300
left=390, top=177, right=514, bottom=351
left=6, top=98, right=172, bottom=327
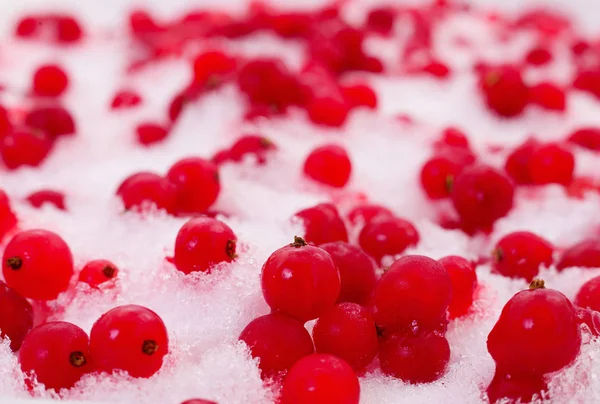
left=439, top=256, right=477, bottom=318
left=0, top=282, right=33, bottom=351
left=504, top=138, right=539, bottom=185
left=16, top=16, right=42, bottom=38
left=486, top=370, right=548, bottom=404
left=90, top=305, right=168, bottom=378
left=281, top=354, right=360, bottom=404
left=55, top=15, right=83, bottom=43
left=492, top=232, right=554, bottom=281
left=174, top=217, right=237, bottom=274
left=26, top=189, right=66, bottom=210
left=25, top=105, right=76, bottom=138
left=239, top=312, right=314, bottom=378
left=166, top=158, right=220, bottom=214
left=303, top=145, right=352, bottom=188
left=136, top=122, right=169, bottom=146
left=129, top=10, right=161, bottom=37
left=306, top=95, right=349, bottom=127
left=0, top=189, right=18, bottom=241
left=435, top=127, right=470, bottom=150
left=379, top=331, right=450, bottom=383
left=116, top=172, right=177, bottom=213
left=78, top=259, right=119, bottom=287
left=525, top=45, right=552, bottom=66
left=110, top=89, right=142, bottom=109
left=358, top=216, right=419, bottom=264
left=420, top=155, right=462, bottom=199
left=3, top=229, right=73, bottom=300
left=556, top=239, right=600, bottom=270
left=261, top=236, right=340, bottom=322
left=346, top=203, right=394, bottom=226
left=19, top=322, right=90, bottom=390
left=366, top=7, right=395, bottom=35
left=568, top=127, right=600, bottom=151
left=341, top=83, right=378, bottom=109
left=529, top=82, right=566, bottom=112
left=421, top=60, right=451, bottom=79
left=480, top=66, right=529, bottom=117
left=293, top=203, right=348, bottom=245
left=193, top=50, right=237, bottom=89
left=1, top=129, right=53, bottom=169
left=32, top=64, right=69, bottom=97
left=301, top=61, right=349, bottom=127
left=528, top=143, right=574, bottom=186
left=228, top=135, right=276, bottom=164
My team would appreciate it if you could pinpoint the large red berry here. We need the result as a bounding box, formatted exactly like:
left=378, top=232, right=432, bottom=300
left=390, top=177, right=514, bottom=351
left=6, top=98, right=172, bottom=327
left=492, top=232, right=554, bottom=281
left=313, top=303, right=377, bottom=371
left=479, top=65, right=529, bottom=117
left=451, top=164, right=515, bottom=231
left=228, top=135, right=276, bottom=164
left=346, top=203, right=394, bottom=226
left=261, top=237, right=340, bottom=322
left=528, top=143, right=575, bottom=186
left=166, top=158, right=220, bottom=214
left=0, top=282, right=33, bottom=351
left=90, top=305, right=168, bottom=378
left=379, top=331, right=450, bottom=383
left=116, top=172, right=177, bottom=213
left=303, top=145, right=352, bottom=188
left=374, top=255, right=451, bottom=332
left=78, top=259, right=119, bottom=287
left=25, top=105, right=76, bottom=138
left=575, top=276, right=600, bottom=312
left=486, top=370, right=547, bottom=404
left=293, top=203, right=348, bottom=245
left=358, top=216, right=419, bottom=264
left=0, top=189, right=17, bottom=241
left=504, top=138, right=539, bottom=185
left=239, top=312, right=314, bottom=378
left=174, top=217, right=236, bottom=274
left=556, top=239, right=600, bottom=270
left=32, top=64, right=69, bottom=97
left=568, top=127, right=600, bottom=151
left=26, top=189, right=66, bottom=211
left=1, top=129, right=53, bottom=169
left=420, top=155, right=462, bottom=199
left=3, top=229, right=73, bottom=300
left=19, top=322, right=90, bottom=390
left=487, top=280, right=581, bottom=376
left=438, top=256, right=477, bottom=319
left=281, top=354, right=360, bottom=404
left=320, top=242, right=376, bottom=304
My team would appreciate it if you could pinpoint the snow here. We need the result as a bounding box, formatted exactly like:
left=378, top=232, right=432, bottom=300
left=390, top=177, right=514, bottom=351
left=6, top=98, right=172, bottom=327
left=0, top=0, right=599, bottom=403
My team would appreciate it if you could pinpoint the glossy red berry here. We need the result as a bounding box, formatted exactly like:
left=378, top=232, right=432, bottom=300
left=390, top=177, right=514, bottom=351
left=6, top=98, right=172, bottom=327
left=347, top=203, right=394, bottom=226
left=0, top=282, right=33, bottom=351
left=228, top=135, right=276, bottom=164
left=25, top=105, right=76, bottom=138
left=451, top=164, right=515, bottom=231
left=529, top=143, right=574, bottom=186
left=78, top=259, right=119, bottom=287
left=19, top=322, right=90, bottom=390
left=110, top=89, right=142, bottom=109
left=116, top=172, right=177, bottom=213
left=166, top=158, right=220, bottom=214
left=303, top=145, right=352, bottom=188
left=90, top=305, right=168, bottom=378
left=136, top=122, right=169, bottom=146
left=420, top=155, right=462, bottom=199
left=492, top=232, right=554, bottom=281
left=341, top=84, right=377, bottom=109
left=32, top=64, right=69, bottom=97
left=320, top=242, right=377, bottom=304
left=26, top=189, right=66, bottom=210
left=480, top=66, right=529, bottom=117
left=239, top=313, right=314, bottom=378
left=174, top=217, right=237, bottom=274
left=1, top=129, right=53, bottom=169
left=379, top=331, right=450, bottom=383
left=193, top=50, right=237, bottom=89
left=487, top=280, right=581, bottom=376
left=486, top=370, right=547, bottom=404
left=261, top=237, right=340, bottom=322
left=0, top=190, right=18, bottom=241
left=3, top=229, right=73, bottom=300
left=568, top=127, right=600, bottom=151
left=358, top=216, right=419, bottom=264
left=293, top=203, right=348, bottom=245
left=504, top=138, right=539, bottom=185
left=281, top=354, right=360, bottom=404
left=556, top=239, right=600, bottom=270
left=439, top=256, right=477, bottom=318
left=313, top=303, right=377, bottom=371
left=529, top=82, right=566, bottom=112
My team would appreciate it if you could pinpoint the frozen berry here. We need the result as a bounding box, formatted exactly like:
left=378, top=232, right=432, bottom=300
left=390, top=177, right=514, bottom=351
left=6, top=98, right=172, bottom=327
left=439, top=256, right=477, bottom=318
left=1, top=129, right=53, bottom=169
left=303, top=145, right=352, bottom=188
left=110, top=89, right=142, bottom=109
left=492, top=232, right=554, bottom=281
left=486, top=370, right=547, bottom=404
left=346, top=203, right=394, bottom=226
left=302, top=63, right=350, bottom=127
left=3, top=229, right=73, bottom=300
left=313, top=303, right=378, bottom=371
left=261, top=236, right=340, bottom=322
left=19, top=322, right=90, bottom=390
left=479, top=65, right=528, bottom=117
left=0, top=282, right=33, bottom=351
left=568, top=127, right=600, bottom=151
left=239, top=313, right=314, bottom=378
left=32, top=64, right=69, bottom=97
left=529, top=82, right=566, bottom=112
left=293, top=203, right=348, bottom=245
left=529, top=143, right=574, bottom=186
left=358, top=216, right=419, bottom=263
left=228, top=135, right=276, bottom=164
left=0, top=190, right=17, bottom=241
left=420, top=155, right=462, bottom=199
left=90, top=305, right=168, bottom=378
left=193, top=50, right=237, bottom=89
left=25, top=105, right=76, bottom=138
left=341, top=83, right=377, bottom=109
left=281, top=354, right=360, bottom=404
left=26, top=189, right=66, bottom=210
left=320, top=242, right=377, bottom=304
left=78, top=259, right=119, bottom=287
left=174, top=217, right=237, bottom=274
left=116, top=172, right=177, bottom=213
left=136, top=122, right=169, bottom=146
left=379, top=331, right=450, bottom=383
left=504, top=138, right=539, bottom=185
left=556, top=239, right=600, bottom=270
left=576, top=306, right=600, bottom=336
left=166, top=158, right=220, bottom=214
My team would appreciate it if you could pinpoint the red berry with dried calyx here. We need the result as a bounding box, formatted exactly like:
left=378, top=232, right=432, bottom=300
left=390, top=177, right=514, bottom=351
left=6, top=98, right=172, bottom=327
left=492, top=231, right=554, bottom=281
left=116, top=172, right=177, bottom=214
left=358, top=216, right=419, bottom=264
left=228, top=135, right=276, bottom=164
left=167, top=157, right=220, bottom=214
left=193, top=50, right=237, bottom=89
left=420, top=154, right=462, bottom=199
left=439, top=256, right=477, bottom=319
left=303, top=144, right=352, bottom=188
left=556, top=239, right=600, bottom=270
left=0, top=282, right=33, bottom=351
left=293, top=203, right=348, bottom=245
left=78, top=259, right=119, bottom=287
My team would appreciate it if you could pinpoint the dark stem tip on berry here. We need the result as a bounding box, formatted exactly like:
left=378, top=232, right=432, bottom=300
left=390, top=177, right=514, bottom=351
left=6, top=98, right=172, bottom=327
left=260, top=137, right=274, bottom=149
left=226, top=239, right=238, bottom=260
left=291, top=236, right=307, bottom=248
left=492, top=248, right=504, bottom=263
left=6, top=257, right=22, bottom=270
left=142, top=339, right=158, bottom=355
left=375, top=324, right=385, bottom=338
left=69, top=351, right=87, bottom=367
left=102, top=265, right=116, bottom=278
left=529, top=279, right=546, bottom=290
left=444, top=175, right=454, bottom=193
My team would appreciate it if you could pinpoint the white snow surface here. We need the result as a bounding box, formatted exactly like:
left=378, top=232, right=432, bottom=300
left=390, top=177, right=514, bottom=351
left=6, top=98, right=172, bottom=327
left=0, top=0, right=599, bottom=403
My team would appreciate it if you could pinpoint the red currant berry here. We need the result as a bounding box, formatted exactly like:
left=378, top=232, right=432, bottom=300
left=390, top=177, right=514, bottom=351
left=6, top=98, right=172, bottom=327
left=281, top=354, right=360, bottom=404
left=261, top=236, right=340, bottom=322
left=228, top=135, right=276, bottom=164
left=346, top=203, right=394, bottom=226
left=341, top=83, right=377, bottom=109
left=492, top=231, right=554, bottom=281
left=166, top=158, right=220, bottom=214
left=575, top=276, right=600, bottom=312
left=303, top=145, right=352, bottom=188
left=3, top=229, right=73, bottom=300
left=55, top=15, right=83, bottom=43
left=420, top=155, right=462, bottom=199
left=435, top=127, right=470, bottom=150
left=293, top=203, right=348, bottom=245
left=0, top=282, right=33, bottom=351
left=379, top=331, right=450, bottom=383
left=525, top=45, right=552, bottom=66
left=0, top=189, right=18, bottom=241
left=439, top=256, right=477, bottom=319
left=358, top=216, right=419, bottom=264
left=237, top=59, right=300, bottom=110
left=313, top=303, right=377, bottom=371
left=487, top=280, right=581, bottom=376
left=529, top=143, right=575, bottom=186
left=451, top=164, right=515, bottom=231
left=306, top=95, right=350, bottom=127
left=486, top=370, right=547, bottom=404
left=479, top=65, right=529, bottom=117
left=529, top=82, right=566, bottom=112
left=556, top=239, right=600, bottom=270
left=421, top=60, right=452, bottom=79
left=110, top=89, right=142, bottom=110
left=25, top=105, right=76, bottom=138
left=568, top=127, right=600, bottom=151
left=181, top=400, right=217, bottom=404
left=32, top=64, right=69, bottom=97
left=19, top=322, right=90, bottom=390
left=78, top=259, right=119, bottom=287
left=193, top=50, right=237, bottom=89
left=90, top=305, right=168, bottom=378
left=320, top=242, right=377, bottom=304
left=116, top=172, right=177, bottom=213
left=129, top=10, right=161, bottom=37
left=366, top=7, right=395, bottom=35
left=136, top=122, right=169, bottom=146
left=504, top=138, right=539, bottom=185
left=239, top=312, right=314, bottom=378
left=15, top=16, right=42, bottom=38
left=1, top=129, right=53, bottom=169
left=26, top=189, right=66, bottom=210
left=301, top=62, right=350, bottom=127
left=174, top=217, right=237, bottom=274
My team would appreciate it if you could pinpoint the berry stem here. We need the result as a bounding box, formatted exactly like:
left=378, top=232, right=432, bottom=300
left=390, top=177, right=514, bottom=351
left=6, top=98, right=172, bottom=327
left=69, top=351, right=87, bottom=367
left=142, top=339, right=158, bottom=355
left=291, top=236, right=307, bottom=248
left=102, top=265, right=116, bottom=278
left=529, top=279, right=546, bottom=290
left=6, top=257, right=22, bottom=270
